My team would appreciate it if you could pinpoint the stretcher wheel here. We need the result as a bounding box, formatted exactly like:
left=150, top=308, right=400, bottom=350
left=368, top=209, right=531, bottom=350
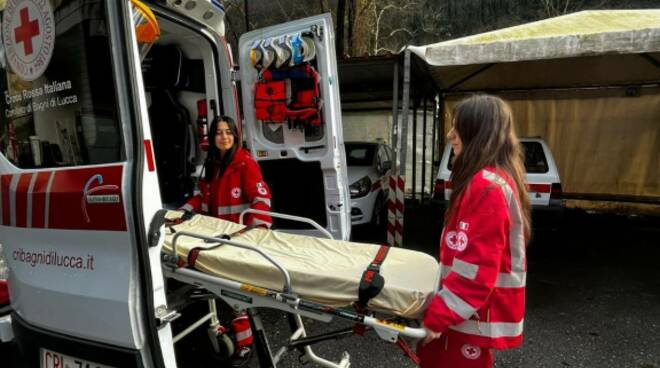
left=210, top=331, right=235, bottom=361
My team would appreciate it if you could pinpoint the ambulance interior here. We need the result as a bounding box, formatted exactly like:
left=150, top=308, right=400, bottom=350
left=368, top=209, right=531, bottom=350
left=142, top=16, right=329, bottom=230
left=140, top=14, right=336, bottom=365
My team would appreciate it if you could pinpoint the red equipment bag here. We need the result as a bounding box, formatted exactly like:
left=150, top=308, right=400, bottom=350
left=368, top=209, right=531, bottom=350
left=254, top=65, right=321, bottom=126
left=255, top=80, right=289, bottom=122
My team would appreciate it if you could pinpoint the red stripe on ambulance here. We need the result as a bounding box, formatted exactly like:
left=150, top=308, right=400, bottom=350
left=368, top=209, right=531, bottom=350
left=1, top=166, right=126, bottom=231
left=144, top=140, right=156, bottom=172
left=30, top=172, right=51, bottom=228
left=1, top=175, right=10, bottom=226
left=14, top=174, right=32, bottom=228
left=48, top=166, right=126, bottom=231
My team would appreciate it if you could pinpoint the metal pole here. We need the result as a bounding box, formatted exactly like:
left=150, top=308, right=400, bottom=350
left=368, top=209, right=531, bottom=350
left=439, top=95, right=446, bottom=151
left=430, top=95, right=438, bottom=196
left=399, top=50, right=411, bottom=181
left=422, top=96, right=427, bottom=204
left=387, top=61, right=400, bottom=247
left=412, top=99, right=417, bottom=203
left=391, top=62, right=399, bottom=151
left=397, top=49, right=411, bottom=247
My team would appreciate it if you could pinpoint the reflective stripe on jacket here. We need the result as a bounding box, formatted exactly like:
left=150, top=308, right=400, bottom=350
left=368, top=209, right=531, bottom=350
left=424, top=168, right=526, bottom=350
left=183, top=148, right=272, bottom=228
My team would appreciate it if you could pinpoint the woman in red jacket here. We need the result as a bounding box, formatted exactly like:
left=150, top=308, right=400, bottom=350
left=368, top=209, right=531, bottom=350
left=419, top=95, right=531, bottom=368
left=182, top=116, right=271, bottom=364
left=182, top=116, right=272, bottom=228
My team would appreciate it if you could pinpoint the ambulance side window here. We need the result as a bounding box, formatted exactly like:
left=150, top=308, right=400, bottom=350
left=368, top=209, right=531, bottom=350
left=0, top=1, right=123, bottom=168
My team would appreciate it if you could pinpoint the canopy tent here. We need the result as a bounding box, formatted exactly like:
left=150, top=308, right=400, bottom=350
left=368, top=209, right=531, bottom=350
left=409, top=10, right=660, bottom=91
left=408, top=10, right=660, bottom=209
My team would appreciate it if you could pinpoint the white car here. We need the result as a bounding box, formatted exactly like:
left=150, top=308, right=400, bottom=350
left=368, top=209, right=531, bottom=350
left=433, top=138, right=564, bottom=212
left=346, top=142, right=393, bottom=226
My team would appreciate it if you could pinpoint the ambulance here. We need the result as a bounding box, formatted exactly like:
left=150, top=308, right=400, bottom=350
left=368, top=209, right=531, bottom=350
left=0, top=0, right=351, bottom=366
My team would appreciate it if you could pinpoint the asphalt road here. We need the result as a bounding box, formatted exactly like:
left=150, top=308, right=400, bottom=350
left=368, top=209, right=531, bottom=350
left=257, top=207, right=660, bottom=368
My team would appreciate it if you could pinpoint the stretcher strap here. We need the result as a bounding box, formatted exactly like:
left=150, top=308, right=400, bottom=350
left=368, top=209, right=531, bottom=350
left=358, top=245, right=390, bottom=306
left=353, top=245, right=390, bottom=335
left=358, top=245, right=390, bottom=308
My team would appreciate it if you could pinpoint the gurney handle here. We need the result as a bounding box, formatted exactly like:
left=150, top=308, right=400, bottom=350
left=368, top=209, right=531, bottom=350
left=170, top=231, right=294, bottom=293
left=239, top=209, right=333, bottom=239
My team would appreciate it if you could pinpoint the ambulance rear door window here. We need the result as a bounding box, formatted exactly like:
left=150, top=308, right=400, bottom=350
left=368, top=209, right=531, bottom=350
left=0, top=0, right=123, bottom=168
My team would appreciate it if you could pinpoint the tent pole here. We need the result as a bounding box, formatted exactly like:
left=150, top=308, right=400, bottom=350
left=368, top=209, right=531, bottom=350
left=430, top=95, right=438, bottom=197
left=387, top=59, right=400, bottom=247
left=397, top=49, right=412, bottom=246
left=422, top=96, right=427, bottom=205
left=412, top=98, right=417, bottom=203
left=391, top=62, right=399, bottom=151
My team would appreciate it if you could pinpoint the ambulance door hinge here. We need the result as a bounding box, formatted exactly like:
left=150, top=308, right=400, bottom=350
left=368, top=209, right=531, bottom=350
left=155, top=305, right=180, bottom=328
left=231, top=69, right=240, bottom=82
left=148, top=209, right=169, bottom=248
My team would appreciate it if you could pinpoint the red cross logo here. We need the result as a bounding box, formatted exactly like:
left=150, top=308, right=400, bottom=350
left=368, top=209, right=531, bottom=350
left=461, top=344, right=481, bottom=360
left=14, top=7, right=40, bottom=56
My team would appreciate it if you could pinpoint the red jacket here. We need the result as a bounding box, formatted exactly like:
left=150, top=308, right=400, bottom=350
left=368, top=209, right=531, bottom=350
left=424, top=168, right=526, bottom=350
left=0, top=280, right=8, bottom=306
left=183, top=148, right=272, bottom=228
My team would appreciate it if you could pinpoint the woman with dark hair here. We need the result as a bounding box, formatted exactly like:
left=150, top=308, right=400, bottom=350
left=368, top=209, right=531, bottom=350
left=418, top=95, right=531, bottom=368
left=182, top=116, right=272, bottom=228
left=181, top=116, right=271, bottom=364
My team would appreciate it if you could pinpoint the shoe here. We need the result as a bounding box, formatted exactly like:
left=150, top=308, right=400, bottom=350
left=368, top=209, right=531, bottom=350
left=230, top=346, right=252, bottom=367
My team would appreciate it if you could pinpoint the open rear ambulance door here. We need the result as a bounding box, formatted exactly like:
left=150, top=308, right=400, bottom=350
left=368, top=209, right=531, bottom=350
left=238, top=14, right=351, bottom=240
left=0, top=1, right=172, bottom=367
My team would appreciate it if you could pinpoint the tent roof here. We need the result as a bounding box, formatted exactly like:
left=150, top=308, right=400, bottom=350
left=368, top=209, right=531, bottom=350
left=408, top=10, right=660, bottom=92
left=410, top=10, right=660, bottom=67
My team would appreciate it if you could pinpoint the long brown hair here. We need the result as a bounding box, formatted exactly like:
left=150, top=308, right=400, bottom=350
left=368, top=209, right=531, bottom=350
left=447, top=94, right=531, bottom=239
left=204, top=116, right=240, bottom=182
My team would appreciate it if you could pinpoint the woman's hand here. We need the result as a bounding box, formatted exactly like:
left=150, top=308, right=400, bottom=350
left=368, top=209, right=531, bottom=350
left=421, top=326, right=442, bottom=347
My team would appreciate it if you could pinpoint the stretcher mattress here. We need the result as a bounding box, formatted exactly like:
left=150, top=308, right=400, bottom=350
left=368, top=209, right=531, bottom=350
left=163, top=213, right=439, bottom=319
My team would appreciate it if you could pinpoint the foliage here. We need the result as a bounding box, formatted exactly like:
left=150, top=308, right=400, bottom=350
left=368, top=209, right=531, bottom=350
left=223, top=0, right=660, bottom=57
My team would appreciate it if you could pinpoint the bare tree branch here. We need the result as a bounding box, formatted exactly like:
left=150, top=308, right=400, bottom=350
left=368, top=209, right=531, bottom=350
left=387, top=28, right=414, bottom=38
left=373, top=1, right=419, bottom=55
left=375, top=46, right=398, bottom=55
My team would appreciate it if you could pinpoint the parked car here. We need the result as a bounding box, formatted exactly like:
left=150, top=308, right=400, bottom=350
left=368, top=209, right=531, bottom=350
left=433, top=138, right=564, bottom=221
left=346, top=142, right=393, bottom=227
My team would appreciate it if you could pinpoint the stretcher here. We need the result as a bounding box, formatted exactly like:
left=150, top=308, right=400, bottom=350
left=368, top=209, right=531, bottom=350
left=160, top=209, right=439, bottom=367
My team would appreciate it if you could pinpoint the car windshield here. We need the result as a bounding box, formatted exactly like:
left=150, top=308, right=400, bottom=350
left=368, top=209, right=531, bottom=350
left=446, top=141, right=550, bottom=174
left=346, top=144, right=376, bottom=166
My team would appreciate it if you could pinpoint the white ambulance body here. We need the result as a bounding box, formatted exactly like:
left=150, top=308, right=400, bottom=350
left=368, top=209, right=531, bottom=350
left=0, top=0, right=349, bottom=366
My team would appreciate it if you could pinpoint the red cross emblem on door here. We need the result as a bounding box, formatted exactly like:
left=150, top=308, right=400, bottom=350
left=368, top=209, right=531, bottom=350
left=14, top=7, right=40, bottom=56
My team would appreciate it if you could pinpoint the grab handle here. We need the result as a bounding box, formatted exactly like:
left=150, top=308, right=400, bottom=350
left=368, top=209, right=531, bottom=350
left=239, top=209, right=333, bottom=239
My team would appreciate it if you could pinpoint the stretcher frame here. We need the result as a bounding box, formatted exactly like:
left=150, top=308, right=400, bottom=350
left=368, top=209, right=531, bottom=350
left=161, top=210, right=431, bottom=367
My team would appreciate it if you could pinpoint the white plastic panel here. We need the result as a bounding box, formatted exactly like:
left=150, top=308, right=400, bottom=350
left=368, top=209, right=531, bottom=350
left=238, top=14, right=350, bottom=240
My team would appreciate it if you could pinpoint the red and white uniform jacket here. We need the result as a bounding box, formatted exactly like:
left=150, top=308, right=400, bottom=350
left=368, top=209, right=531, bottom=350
left=424, top=167, right=526, bottom=350
left=182, top=148, right=272, bottom=228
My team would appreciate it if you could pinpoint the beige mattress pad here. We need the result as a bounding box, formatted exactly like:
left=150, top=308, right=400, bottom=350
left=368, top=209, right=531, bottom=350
left=163, top=213, right=439, bottom=319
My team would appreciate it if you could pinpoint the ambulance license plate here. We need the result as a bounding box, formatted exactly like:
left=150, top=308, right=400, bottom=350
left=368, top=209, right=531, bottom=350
left=41, top=348, right=115, bottom=368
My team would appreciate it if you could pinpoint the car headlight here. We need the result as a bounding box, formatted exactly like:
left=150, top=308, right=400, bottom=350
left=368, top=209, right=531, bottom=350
left=350, top=176, right=372, bottom=198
